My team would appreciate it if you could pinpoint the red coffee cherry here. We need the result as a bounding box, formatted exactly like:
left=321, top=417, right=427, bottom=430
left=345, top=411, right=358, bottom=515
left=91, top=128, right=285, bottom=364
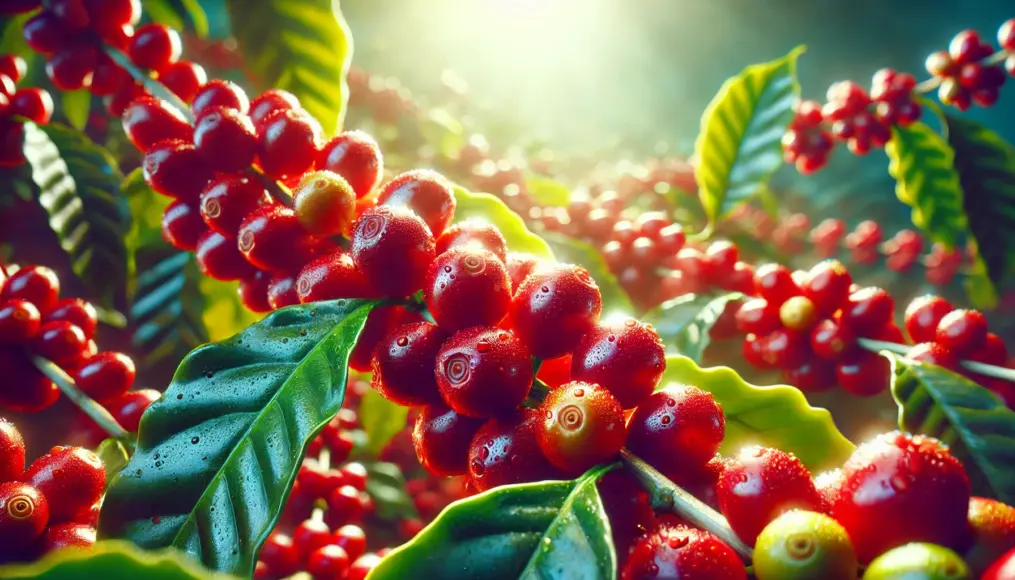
left=830, top=432, right=970, bottom=563
left=161, top=200, right=207, bottom=251
left=467, top=408, right=562, bottom=492
left=193, top=107, right=258, bottom=173
left=333, top=524, right=367, bottom=561
left=424, top=248, right=511, bottom=332
left=985, top=547, right=1015, bottom=580
left=324, top=485, right=366, bottom=527
left=754, top=263, right=801, bottom=306
left=412, top=403, right=485, bottom=476
left=200, top=176, right=271, bottom=235
left=935, top=308, right=988, bottom=357
left=622, top=524, right=747, bottom=580
left=509, top=264, right=602, bottom=360
left=259, top=532, right=301, bottom=578
left=506, top=253, right=544, bottom=292
left=143, top=139, right=214, bottom=200
left=2, top=265, right=60, bottom=313
left=0, top=347, right=60, bottom=413
left=435, top=220, right=508, bottom=263
left=250, top=89, right=300, bottom=129
left=377, top=170, right=457, bottom=237
left=129, top=23, right=181, bottom=73
left=348, top=306, right=406, bottom=372
left=347, top=553, right=382, bottom=580
left=23, top=13, right=70, bottom=55
left=535, top=381, right=625, bottom=475
left=782, top=358, right=837, bottom=393
left=0, top=482, right=49, bottom=556
left=716, top=446, right=825, bottom=545
left=626, top=384, right=725, bottom=476
left=307, top=544, right=350, bottom=580
left=318, top=130, right=384, bottom=199
left=705, top=241, right=739, bottom=281
left=196, top=231, right=257, bottom=282
left=905, top=341, right=960, bottom=371
left=570, top=318, right=665, bottom=409
left=758, top=328, right=808, bottom=370
left=90, top=54, right=129, bottom=96
left=371, top=321, right=447, bottom=406
left=239, top=271, right=273, bottom=313
left=33, top=320, right=88, bottom=366
left=33, top=522, right=95, bottom=554
left=0, top=419, right=25, bottom=482
left=350, top=206, right=435, bottom=297
left=735, top=298, right=781, bottom=335
left=9, top=88, right=54, bottom=124
left=810, top=318, right=857, bottom=362
left=46, top=298, right=97, bottom=340
left=191, top=79, right=249, bottom=116
left=971, top=332, right=1009, bottom=367
left=296, top=251, right=374, bottom=303
left=292, top=518, right=332, bottom=561
left=0, top=299, right=41, bottom=343
left=104, top=388, right=160, bottom=432
left=0, top=55, right=26, bottom=84
left=267, top=275, right=299, bottom=310
left=258, top=108, right=321, bottom=181
left=802, top=259, right=852, bottom=316
left=435, top=326, right=533, bottom=418
left=122, top=97, right=193, bottom=152
left=72, top=351, right=135, bottom=402
left=45, top=45, right=98, bottom=91
left=239, top=205, right=325, bottom=274
left=966, top=497, right=1015, bottom=574
left=293, top=170, right=357, bottom=238
left=842, top=287, right=894, bottom=336
left=156, top=60, right=207, bottom=104
left=24, top=446, right=105, bottom=522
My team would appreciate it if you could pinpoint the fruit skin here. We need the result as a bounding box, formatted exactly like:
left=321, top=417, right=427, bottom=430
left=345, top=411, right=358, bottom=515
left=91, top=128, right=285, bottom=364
left=861, top=543, right=969, bottom=580
left=143, top=139, right=213, bottom=200
left=424, top=248, right=512, bottom=332
left=258, top=108, right=321, bottom=181
left=435, top=220, right=509, bottom=263
left=2, top=265, right=60, bottom=313
left=307, top=544, right=351, bottom=580
left=0, top=481, right=49, bottom=556
left=435, top=326, right=533, bottom=418
left=983, top=546, right=1015, bottom=580
left=317, top=130, right=384, bottom=198
left=466, top=408, right=562, bottom=492
left=238, top=205, right=325, bottom=274
left=935, top=309, right=988, bottom=357
left=33, top=522, right=96, bottom=555
left=293, top=170, right=357, bottom=238
left=506, top=253, right=544, bottom=292
left=717, top=446, right=825, bottom=545
left=193, top=106, right=258, bottom=173
left=535, top=381, right=626, bottom=475
left=292, top=518, right=332, bottom=561
left=621, top=524, right=747, bottom=580
left=625, top=384, right=725, bottom=476
left=966, top=497, right=1015, bottom=575
left=377, top=169, right=456, bottom=237
left=121, top=97, right=193, bottom=152
left=200, top=176, right=271, bottom=235
left=570, top=318, right=665, bottom=409
left=162, top=200, right=207, bottom=251
left=191, top=79, right=250, bottom=116
left=295, top=251, right=374, bottom=303
left=803, top=260, right=852, bottom=316
left=350, top=206, right=436, bottom=297
left=103, top=389, right=160, bottom=432
left=904, top=342, right=960, bottom=371
left=371, top=321, right=447, bottom=406
left=259, top=532, right=300, bottom=578
left=509, top=264, right=603, bottom=360
left=905, top=295, right=954, bottom=343
left=0, top=299, right=42, bottom=343
left=829, top=432, right=970, bottom=563
left=412, top=403, right=485, bottom=476
left=753, top=510, right=858, bottom=580
left=32, top=320, right=88, bottom=366
left=754, top=263, right=801, bottom=306
left=72, top=351, right=135, bottom=402
left=842, top=287, right=894, bottom=336
left=196, top=231, right=257, bottom=282
left=250, top=89, right=300, bottom=129
left=46, top=298, right=98, bottom=339
left=0, top=419, right=25, bottom=482
left=129, top=23, right=181, bottom=73
left=835, top=351, right=891, bottom=397
left=736, top=298, right=781, bottom=335
left=23, top=446, right=105, bottom=522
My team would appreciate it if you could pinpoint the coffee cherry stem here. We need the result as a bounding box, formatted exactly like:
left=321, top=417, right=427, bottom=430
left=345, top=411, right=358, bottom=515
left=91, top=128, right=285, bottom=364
left=246, top=165, right=295, bottom=209
left=101, top=45, right=193, bottom=123
left=857, top=337, right=1015, bottom=382
left=620, top=448, right=754, bottom=562
left=29, top=355, right=132, bottom=444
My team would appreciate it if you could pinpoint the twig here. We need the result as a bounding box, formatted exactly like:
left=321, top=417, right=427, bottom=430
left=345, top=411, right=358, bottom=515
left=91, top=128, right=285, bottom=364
left=857, top=337, right=1015, bottom=382
left=101, top=45, right=194, bottom=122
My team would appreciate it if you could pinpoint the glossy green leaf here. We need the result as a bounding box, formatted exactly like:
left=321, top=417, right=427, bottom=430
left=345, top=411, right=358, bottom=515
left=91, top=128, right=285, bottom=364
left=368, top=465, right=616, bottom=580
left=525, top=176, right=572, bottom=207
left=660, top=355, right=854, bottom=471
left=541, top=230, right=634, bottom=315
left=644, top=293, right=742, bottom=362
left=0, top=540, right=221, bottom=580
left=228, top=0, right=352, bottom=134
left=695, top=46, right=803, bottom=225
left=452, top=186, right=554, bottom=259
left=99, top=299, right=378, bottom=577
left=97, top=438, right=132, bottom=486
left=889, top=354, right=1015, bottom=504
left=365, top=461, right=418, bottom=521
left=358, top=388, right=410, bottom=457
left=22, top=123, right=130, bottom=308
left=61, top=91, right=91, bottom=131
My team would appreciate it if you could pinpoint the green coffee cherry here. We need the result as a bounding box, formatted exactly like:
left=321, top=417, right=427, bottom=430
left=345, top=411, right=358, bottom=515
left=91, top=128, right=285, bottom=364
left=753, top=510, right=858, bottom=580
left=862, top=543, right=970, bottom=580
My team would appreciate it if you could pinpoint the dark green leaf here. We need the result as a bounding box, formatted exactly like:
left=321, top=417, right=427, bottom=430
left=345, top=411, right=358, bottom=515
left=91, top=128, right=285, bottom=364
left=61, top=91, right=91, bottom=131
left=99, top=299, right=378, bottom=577
left=644, top=293, right=742, bottom=362
left=0, top=540, right=220, bottom=580
left=541, top=231, right=634, bottom=315
left=452, top=186, right=554, bottom=259
left=889, top=354, right=1015, bottom=504
left=97, top=438, right=132, bottom=486
left=370, top=465, right=617, bottom=580
left=228, top=0, right=353, bottom=135
left=358, top=389, right=409, bottom=457
left=695, top=47, right=803, bottom=225
left=365, top=461, right=418, bottom=521
left=22, top=123, right=130, bottom=309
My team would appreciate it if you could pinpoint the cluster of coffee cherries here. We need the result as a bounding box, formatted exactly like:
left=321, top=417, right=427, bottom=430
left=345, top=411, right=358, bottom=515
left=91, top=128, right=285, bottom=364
left=0, top=264, right=140, bottom=415
left=784, top=17, right=1015, bottom=174
left=0, top=419, right=105, bottom=563
left=0, top=54, right=54, bottom=167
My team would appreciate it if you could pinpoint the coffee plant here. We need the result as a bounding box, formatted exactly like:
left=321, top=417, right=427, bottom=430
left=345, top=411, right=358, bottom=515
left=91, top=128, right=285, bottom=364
left=1, top=1, right=1015, bottom=579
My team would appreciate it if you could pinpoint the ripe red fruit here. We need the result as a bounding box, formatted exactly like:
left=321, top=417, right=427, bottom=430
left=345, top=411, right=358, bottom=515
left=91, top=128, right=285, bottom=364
left=72, top=351, right=135, bottom=402
left=835, top=351, right=892, bottom=396
left=0, top=299, right=41, bottom=343
left=0, top=347, right=59, bottom=413
left=156, top=60, right=207, bottom=104
left=296, top=251, right=373, bottom=302
left=0, top=482, right=49, bottom=556
left=239, top=205, right=325, bottom=274
left=803, top=260, right=852, bottom=315
left=0, top=55, right=26, bottom=83
left=829, top=431, right=970, bottom=562
left=196, top=231, right=256, bottom=281
left=754, top=263, right=801, bottom=306
left=324, top=485, right=365, bottom=527
left=318, top=130, right=384, bottom=199
left=143, top=139, right=214, bottom=199
left=626, top=384, right=725, bottom=476
left=705, top=241, right=739, bottom=280
left=350, top=206, right=436, bottom=296
left=193, top=107, right=258, bottom=173
left=412, top=403, right=485, bottom=476
left=535, top=381, right=626, bottom=475
left=435, top=220, right=508, bottom=263
left=570, top=318, right=665, bottom=409
left=333, top=524, right=368, bottom=561
left=23, top=13, right=70, bottom=55
left=46, top=45, right=98, bottom=90
left=34, top=522, right=95, bottom=554
left=200, top=176, right=271, bottom=235
left=293, top=170, right=357, bottom=238
left=371, top=321, right=447, bottom=406
left=104, top=388, right=160, bottom=432
left=734, top=298, right=780, bottom=335
left=758, top=328, right=807, bottom=369
left=984, top=547, right=1015, bottom=580
left=842, top=287, right=894, bottom=336
left=293, top=518, right=333, bottom=562
left=782, top=358, right=837, bottom=392
left=161, top=200, right=207, bottom=251
left=621, top=524, right=746, bottom=580
left=267, top=275, right=299, bottom=310
left=24, top=446, right=105, bottom=522
left=348, top=306, right=406, bottom=372
left=129, top=23, right=181, bottom=73
left=347, top=554, right=382, bottom=580
left=2, top=265, right=60, bottom=313
left=0, top=419, right=25, bottom=482
left=435, top=326, right=533, bottom=417
left=250, top=89, right=300, bottom=129
left=238, top=271, right=272, bottom=313
left=122, top=97, right=193, bottom=152
left=467, top=408, right=562, bottom=492
left=258, top=108, right=321, bottom=181
left=936, top=308, right=988, bottom=357
left=307, top=544, right=350, bottom=580
left=84, top=0, right=140, bottom=35
left=509, top=264, right=602, bottom=359
left=9, top=88, right=54, bottom=124
left=424, top=248, right=511, bottom=332
left=191, top=79, right=250, bottom=117
left=377, top=170, right=457, bottom=237
left=904, top=341, right=960, bottom=371
left=33, top=320, right=87, bottom=366
left=971, top=332, right=1010, bottom=367
left=810, top=318, right=856, bottom=361
left=259, top=532, right=300, bottom=578
left=505, top=253, right=544, bottom=292
left=46, top=298, right=97, bottom=339
left=966, top=497, right=1015, bottom=575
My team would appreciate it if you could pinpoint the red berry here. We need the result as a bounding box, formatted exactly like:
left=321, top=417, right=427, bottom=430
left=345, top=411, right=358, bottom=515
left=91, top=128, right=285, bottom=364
left=32, top=320, right=87, bottom=366
left=506, top=253, right=544, bottom=292
left=435, top=220, right=508, bottom=263
left=239, top=205, right=324, bottom=274
left=935, top=309, right=988, bottom=357
left=259, top=533, right=300, bottom=578
left=84, top=0, right=140, bottom=34
left=734, top=298, right=780, bottom=335
left=984, top=547, right=1015, bottom=580
left=622, top=525, right=746, bottom=580
left=830, top=431, right=970, bottom=562
left=143, top=139, right=213, bottom=200
left=841, top=287, right=894, bottom=336
left=0, top=482, right=49, bottom=556
left=535, top=381, right=625, bottom=475
left=350, top=206, right=436, bottom=296
left=0, top=347, right=59, bottom=412
left=293, top=518, right=332, bottom=561
left=0, top=419, right=25, bottom=482
left=23, top=14, right=70, bottom=55
left=156, top=60, right=207, bottom=104
left=348, top=306, right=406, bottom=372
left=238, top=271, right=273, bottom=313
left=570, top=317, right=665, bottom=409
left=803, top=260, right=852, bottom=315
left=371, top=321, right=447, bottom=406
left=161, top=200, right=207, bottom=251
left=129, top=23, right=181, bottom=73
left=193, top=107, right=257, bottom=173
left=122, top=97, right=193, bottom=152
left=45, top=298, right=97, bottom=339
left=467, top=408, right=562, bottom=492
left=435, top=326, right=532, bottom=417
left=509, top=264, right=602, bottom=359
left=412, top=403, right=485, bottom=476
left=258, top=108, right=321, bottom=181
left=191, top=79, right=249, bottom=117
left=904, top=295, right=954, bottom=343
left=296, top=251, right=373, bottom=302
left=318, top=130, right=384, bottom=199
left=904, top=341, right=960, bottom=372
left=33, top=522, right=95, bottom=554
left=200, top=176, right=271, bottom=235
left=966, top=496, right=1015, bottom=574
left=759, top=328, right=808, bottom=369
left=971, top=333, right=1009, bottom=367
left=103, top=388, right=160, bottom=432
left=656, top=223, right=686, bottom=255
left=72, top=351, right=135, bottom=402
left=24, top=446, right=105, bottom=522
left=196, top=231, right=257, bottom=282
left=347, top=553, right=382, bottom=580
left=424, top=248, right=511, bottom=332
left=267, top=275, right=299, bottom=310
left=9, top=89, right=54, bottom=124
left=0, top=299, right=41, bottom=343
left=377, top=170, right=457, bottom=237
left=250, top=89, right=300, bottom=129
left=810, top=318, right=856, bottom=361
left=626, top=384, right=725, bottom=476
left=292, top=170, right=357, bottom=238
left=2, top=265, right=60, bottom=313
left=706, top=241, right=739, bottom=281
left=307, top=544, right=350, bottom=580
left=782, top=358, right=837, bottom=392
left=324, top=485, right=365, bottom=527
left=0, top=55, right=26, bottom=84
left=674, top=247, right=714, bottom=291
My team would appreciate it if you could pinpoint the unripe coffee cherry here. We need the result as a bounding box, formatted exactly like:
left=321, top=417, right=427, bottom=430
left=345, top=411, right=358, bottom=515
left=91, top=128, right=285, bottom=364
left=536, top=381, right=626, bottom=475
left=779, top=296, right=818, bottom=331
left=293, top=170, right=357, bottom=238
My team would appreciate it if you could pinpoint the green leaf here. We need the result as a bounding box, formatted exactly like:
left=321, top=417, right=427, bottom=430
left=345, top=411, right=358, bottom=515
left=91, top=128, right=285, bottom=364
left=0, top=540, right=222, bottom=580
left=644, top=293, right=742, bottom=362
left=0, top=14, right=33, bottom=60
left=525, top=176, right=572, bottom=207
left=22, top=123, right=130, bottom=309
left=365, top=461, right=418, bottom=521
left=99, top=299, right=378, bottom=577
left=97, top=438, right=132, bottom=486
left=358, top=388, right=409, bottom=457
left=177, top=0, right=210, bottom=37
left=695, top=46, right=803, bottom=225
left=369, top=465, right=617, bottom=580
left=61, top=91, right=91, bottom=131
left=889, top=354, right=1015, bottom=504
left=660, top=355, right=854, bottom=471
left=228, top=0, right=353, bottom=135
left=452, top=186, right=554, bottom=260
left=541, top=230, right=634, bottom=315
